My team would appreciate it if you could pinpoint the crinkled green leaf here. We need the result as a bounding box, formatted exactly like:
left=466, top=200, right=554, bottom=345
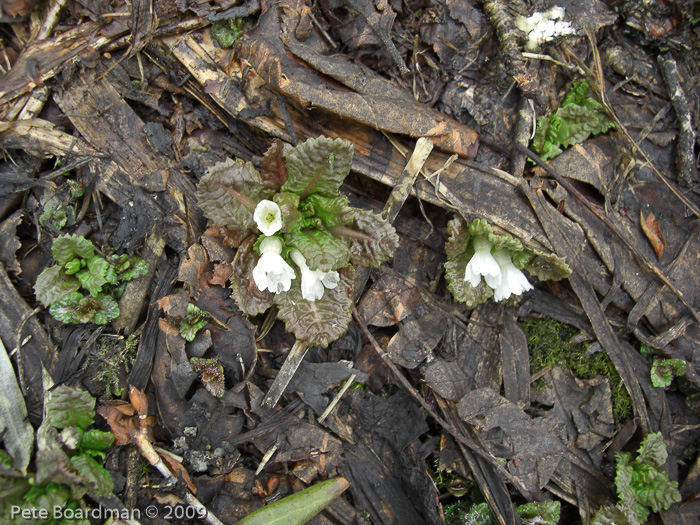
left=22, top=482, right=73, bottom=522
left=229, top=236, right=275, bottom=316
left=650, top=358, right=686, bottom=388
left=76, top=257, right=109, bottom=297
left=275, top=266, right=355, bottom=348
left=615, top=459, right=647, bottom=525
left=301, top=194, right=355, bottom=228
left=591, top=505, right=635, bottom=525
left=80, top=429, right=115, bottom=452
left=522, top=250, right=571, bottom=281
left=274, top=191, right=302, bottom=233
left=34, top=265, right=81, bottom=307
left=46, top=385, right=96, bottom=430
left=282, top=136, right=354, bottom=198
left=238, top=477, right=350, bottom=525
left=51, top=234, right=95, bottom=266
left=284, top=229, right=350, bottom=272
left=180, top=303, right=210, bottom=341
left=342, top=209, right=398, bottom=268
left=196, top=158, right=273, bottom=232
left=69, top=454, right=114, bottom=495
left=635, top=432, right=667, bottom=469
left=64, top=258, right=82, bottom=275
left=460, top=502, right=493, bottom=525
left=517, top=501, right=560, bottom=525
left=190, top=357, right=226, bottom=398
left=531, top=82, right=615, bottom=161
left=50, top=292, right=119, bottom=325
left=111, top=254, right=149, bottom=281
left=260, top=138, right=291, bottom=191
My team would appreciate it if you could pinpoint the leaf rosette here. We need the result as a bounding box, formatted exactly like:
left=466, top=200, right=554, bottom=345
left=195, top=136, right=399, bottom=347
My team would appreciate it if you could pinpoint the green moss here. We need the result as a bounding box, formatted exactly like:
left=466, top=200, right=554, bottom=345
left=87, top=334, right=138, bottom=398
left=520, top=317, right=633, bottom=423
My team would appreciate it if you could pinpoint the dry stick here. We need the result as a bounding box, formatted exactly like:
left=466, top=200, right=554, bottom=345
left=517, top=142, right=700, bottom=327
left=352, top=307, right=531, bottom=497
left=263, top=139, right=434, bottom=409
left=317, top=373, right=356, bottom=424
left=131, top=431, right=225, bottom=525
left=658, top=53, right=698, bottom=187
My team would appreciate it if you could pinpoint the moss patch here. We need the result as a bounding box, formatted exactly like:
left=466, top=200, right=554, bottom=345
left=520, top=317, right=633, bottom=423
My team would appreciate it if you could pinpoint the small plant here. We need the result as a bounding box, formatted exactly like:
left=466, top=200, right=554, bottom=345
left=444, top=217, right=570, bottom=308
left=592, top=432, right=681, bottom=525
left=650, top=358, right=686, bottom=388
left=445, top=500, right=560, bottom=525
left=196, top=136, right=399, bottom=347
left=531, top=81, right=615, bottom=161
left=179, top=303, right=212, bottom=341
left=211, top=17, right=249, bottom=48
left=34, top=234, right=148, bottom=325
left=190, top=357, right=226, bottom=398
left=0, top=386, right=115, bottom=524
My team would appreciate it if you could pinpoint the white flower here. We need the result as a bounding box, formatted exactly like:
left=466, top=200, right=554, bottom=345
left=492, top=249, right=533, bottom=301
left=464, top=236, right=501, bottom=288
left=253, top=200, right=283, bottom=236
left=252, top=237, right=295, bottom=294
left=290, top=249, right=340, bottom=302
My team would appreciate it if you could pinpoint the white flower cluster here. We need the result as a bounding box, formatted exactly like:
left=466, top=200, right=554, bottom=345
left=464, top=236, right=533, bottom=301
left=514, top=6, right=577, bottom=52
left=251, top=200, right=339, bottom=302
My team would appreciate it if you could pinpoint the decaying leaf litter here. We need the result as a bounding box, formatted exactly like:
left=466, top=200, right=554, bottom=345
left=0, top=0, right=699, bottom=523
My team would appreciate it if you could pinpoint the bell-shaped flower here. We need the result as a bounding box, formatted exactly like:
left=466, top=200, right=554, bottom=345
left=254, top=200, right=283, bottom=236
left=290, top=249, right=340, bottom=302
left=252, top=237, right=295, bottom=294
left=464, top=236, right=501, bottom=288
left=492, top=249, right=533, bottom=301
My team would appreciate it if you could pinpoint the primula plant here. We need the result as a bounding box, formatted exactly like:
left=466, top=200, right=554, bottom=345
left=196, top=136, right=399, bottom=347
left=444, top=217, right=571, bottom=308
left=34, top=234, right=148, bottom=325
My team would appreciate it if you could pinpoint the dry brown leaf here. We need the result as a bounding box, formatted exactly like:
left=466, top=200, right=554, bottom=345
left=640, top=210, right=665, bottom=259
left=161, top=453, right=197, bottom=495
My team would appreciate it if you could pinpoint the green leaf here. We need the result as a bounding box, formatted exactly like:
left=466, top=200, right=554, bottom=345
left=190, top=357, right=226, bottom=398
left=238, top=477, right=350, bottom=525
left=76, top=257, right=109, bottom=297
left=34, top=265, right=81, bottom=307
left=591, top=505, right=635, bottom=525
left=229, top=236, right=275, bottom=316
left=64, top=259, right=82, bottom=275
left=275, top=266, right=355, bottom=348
left=196, top=158, right=273, bottom=233
left=459, top=502, right=494, bottom=525
left=531, top=82, right=615, bottom=161
left=282, top=136, right=354, bottom=198
left=50, top=293, right=120, bottom=325
left=51, top=234, right=95, bottom=266
left=70, top=454, right=114, bottom=495
left=274, top=192, right=302, bottom=233
left=111, top=254, right=149, bottom=281
left=284, top=229, right=351, bottom=272
left=211, top=18, right=246, bottom=48
left=180, top=303, right=210, bottom=341
left=301, top=194, right=355, bottom=228
left=636, top=432, right=668, bottom=469
left=46, top=385, right=96, bottom=430
left=341, top=209, right=399, bottom=268
left=517, top=501, right=560, bottom=525
left=80, top=429, right=115, bottom=452
left=650, top=358, right=686, bottom=388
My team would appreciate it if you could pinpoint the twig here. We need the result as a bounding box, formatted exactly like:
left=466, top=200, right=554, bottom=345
left=318, top=373, right=356, bottom=423
left=658, top=53, right=698, bottom=186
left=131, top=431, right=225, bottom=525
left=261, top=340, right=310, bottom=408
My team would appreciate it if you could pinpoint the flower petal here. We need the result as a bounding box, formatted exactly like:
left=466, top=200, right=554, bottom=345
left=254, top=200, right=283, bottom=236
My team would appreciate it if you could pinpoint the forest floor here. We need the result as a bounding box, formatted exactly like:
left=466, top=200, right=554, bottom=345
left=1, top=0, right=700, bottom=524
